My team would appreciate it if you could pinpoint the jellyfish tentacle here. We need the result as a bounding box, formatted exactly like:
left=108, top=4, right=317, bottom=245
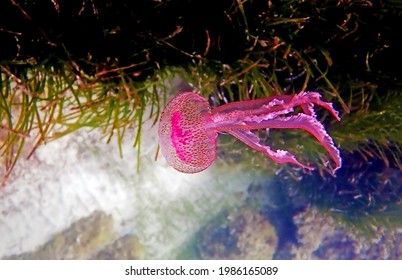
left=227, top=130, right=314, bottom=170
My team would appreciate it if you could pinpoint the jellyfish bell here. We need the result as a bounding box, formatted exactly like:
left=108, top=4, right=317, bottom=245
left=158, top=91, right=218, bottom=173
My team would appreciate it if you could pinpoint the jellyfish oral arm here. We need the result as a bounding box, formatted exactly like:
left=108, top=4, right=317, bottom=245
left=223, top=113, right=342, bottom=173
left=208, top=91, right=341, bottom=173
left=211, top=91, right=340, bottom=122
left=228, top=129, right=314, bottom=170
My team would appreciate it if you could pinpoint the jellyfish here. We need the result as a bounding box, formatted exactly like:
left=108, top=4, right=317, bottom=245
left=158, top=91, right=341, bottom=174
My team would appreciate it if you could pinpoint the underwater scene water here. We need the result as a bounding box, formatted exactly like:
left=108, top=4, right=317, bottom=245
left=0, top=77, right=401, bottom=260
left=1, top=0, right=402, bottom=261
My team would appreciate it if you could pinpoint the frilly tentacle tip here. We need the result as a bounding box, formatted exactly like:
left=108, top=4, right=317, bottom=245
left=334, top=110, right=341, bottom=122
left=326, top=159, right=342, bottom=176
left=333, top=162, right=342, bottom=175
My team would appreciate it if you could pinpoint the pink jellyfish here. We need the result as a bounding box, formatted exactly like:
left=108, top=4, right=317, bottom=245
left=158, top=91, right=341, bottom=174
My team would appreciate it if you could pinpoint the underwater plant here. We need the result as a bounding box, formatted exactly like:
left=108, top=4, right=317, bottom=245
left=158, top=91, right=341, bottom=174
left=1, top=0, right=401, bottom=185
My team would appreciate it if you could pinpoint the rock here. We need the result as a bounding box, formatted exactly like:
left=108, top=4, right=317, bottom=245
left=198, top=208, right=278, bottom=259
left=291, top=207, right=402, bottom=259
